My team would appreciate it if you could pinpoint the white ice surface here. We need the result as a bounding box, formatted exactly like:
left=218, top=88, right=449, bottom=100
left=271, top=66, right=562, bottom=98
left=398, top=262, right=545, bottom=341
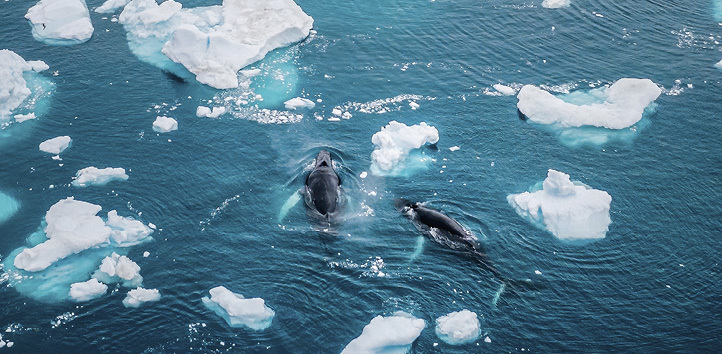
left=435, top=310, right=481, bottom=345
left=341, top=312, right=425, bottom=354
left=92, top=252, right=142, bottom=287
left=493, top=84, right=516, bottom=96
left=371, top=121, right=438, bottom=175
left=508, top=169, right=612, bottom=241
left=517, top=78, right=661, bottom=129
left=122, top=287, right=160, bottom=307
left=196, top=105, right=226, bottom=118
left=95, top=0, right=131, bottom=13
left=69, top=278, right=108, bottom=301
left=39, top=136, right=72, bottom=154
left=26, top=0, right=94, bottom=45
left=152, top=116, right=177, bottom=132
left=202, top=286, right=275, bottom=330
left=0, top=50, right=49, bottom=119
left=72, top=167, right=129, bottom=187
left=284, top=97, right=315, bottom=110
left=542, top=0, right=571, bottom=8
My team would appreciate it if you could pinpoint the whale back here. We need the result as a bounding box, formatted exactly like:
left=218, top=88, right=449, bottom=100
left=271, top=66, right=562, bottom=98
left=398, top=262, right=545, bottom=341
left=306, top=150, right=341, bottom=217
left=414, top=206, right=469, bottom=239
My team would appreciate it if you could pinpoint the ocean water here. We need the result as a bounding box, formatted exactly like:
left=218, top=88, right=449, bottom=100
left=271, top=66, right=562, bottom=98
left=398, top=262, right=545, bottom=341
left=1, top=0, right=721, bottom=352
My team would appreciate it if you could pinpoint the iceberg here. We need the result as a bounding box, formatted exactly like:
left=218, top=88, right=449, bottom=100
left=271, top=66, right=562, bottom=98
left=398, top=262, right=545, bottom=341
left=69, top=279, right=108, bottom=302
left=542, top=0, right=571, bottom=9
left=202, top=286, right=275, bottom=330
left=507, top=169, right=612, bottom=241
left=435, top=310, right=481, bottom=345
left=152, top=116, right=177, bottom=132
left=25, top=0, right=94, bottom=45
left=118, top=0, right=313, bottom=89
left=72, top=167, right=129, bottom=187
left=122, top=287, right=161, bottom=307
left=92, top=252, right=143, bottom=287
left=284, top=97, right=315, bottom=110
left=95, top=0, right=131, bottom=13
left=0, top=50, right=50, bottom=121
left=370, top=121, right=439, bottom=176
left=39, top=136, right=72, bottom=154
left=517, top=78, right=661, bottom=130
left=341, top=312, right=425, bottom=354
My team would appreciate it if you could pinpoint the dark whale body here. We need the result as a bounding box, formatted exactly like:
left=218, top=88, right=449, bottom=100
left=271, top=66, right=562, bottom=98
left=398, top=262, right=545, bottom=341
left=305, top=150, right=341, bottom=219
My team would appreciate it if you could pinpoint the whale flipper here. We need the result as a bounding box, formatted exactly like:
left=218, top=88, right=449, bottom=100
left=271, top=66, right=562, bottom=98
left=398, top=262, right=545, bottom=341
left=278, top=190, right=302, bottom=223
left=409, top=235, right=425, bottom=262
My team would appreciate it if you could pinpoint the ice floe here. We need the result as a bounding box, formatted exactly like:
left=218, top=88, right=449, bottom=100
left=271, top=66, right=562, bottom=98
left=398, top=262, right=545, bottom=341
left=26, top=0, right=94, bottom=45
left=118, top=0, right=313, bottom=89
left=95, top=0, right=131, bottom=13
left=507, top=169, right=612, bottom=241
left=0, top=191, right=20, bottom=225
left=122, top=287, right=160, bottom=307
left=69, top=278, right=108, bottom=302
left=0, top=50, right=50, bottom=121
left=371, top=121, right=439, bottom=176
left=517, top=78, right=661, bottom=129
left=202, top=286, right=275, bottom=330
left=196, top=105, right=226, bottom=118
left=39, top=136, right=72, bottom=155
left=92, top=252, right=142, bottom=287
left=435, top=310, right=481, bottom=345
left=341, top=312, right=425, bottom=354
left=284, top=97, right=315, bottom=110
left=152, top=116, right=177, bottom=132
left=72, top=167, right=129, bottom=187
left=542, top=0, right=571, bottom=9
left=493, top=84, right=516, bottom=96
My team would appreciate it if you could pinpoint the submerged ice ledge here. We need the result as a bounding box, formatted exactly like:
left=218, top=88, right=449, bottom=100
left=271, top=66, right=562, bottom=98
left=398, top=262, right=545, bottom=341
left=0, top=50, right=51, bottom=123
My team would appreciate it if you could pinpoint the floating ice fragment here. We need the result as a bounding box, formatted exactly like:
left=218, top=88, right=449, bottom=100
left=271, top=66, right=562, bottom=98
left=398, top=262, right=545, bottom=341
left=360, top=172, right=368, bottom=179
left=342, top=312, right=425, bottom=354
left=435, top=310, right=481, bottom=345
left=143, top=251, right=150, bottom=257
left=542, top=0, right=571, bottom=9
left=370, top=121, right=439, bottom=175
left=72, top=167, right=129, bottom=187
left=122, top=287, right=160, bottom=307
left=14, top=113, right=36, bottom=123
left=484, top=336, right=492, bottom=343
left=196, top=106, right=226, bottom=118
left=152, top=116, right=177, bottom=132
left=284, top=97, right=315, bottom=110
left=507, top=169, right=612, bottom=241
left=449, top=146, right=460, bottom=151
left=409, top=101, right=420, bottom=110
left=493, top=84, right=515, bottom=96
left=69, top=278, right=107, bottom=301
left=92, top=252, right=142, bottom=287
left=96, top=0, right=130, bottom=13
left=39, top=136, right=72, bottom=154
left=202, top=286, right=275, bottom=330
left=26, top=0, right=94, bottom=45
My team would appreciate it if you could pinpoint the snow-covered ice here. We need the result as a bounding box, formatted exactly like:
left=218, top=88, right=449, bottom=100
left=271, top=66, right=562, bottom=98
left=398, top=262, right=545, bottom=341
left=196, top=105, right=226, bottom=118
left=493, top=84, right=516, bottom=96
left=435, top=310, right=481, bottom=345
left=0, top=50, right=50, bottom=120
left=26, top=0, right=94, bottom=45
left=14, top=113, right=37, bottom=123
left=119, top=0, right=314, bottom=89
left=95, top=0, right=131, bottom=13
left=92, top=252, right=143, bottom=287
left=69, top=278, right=108, bottom=301
left=517, top=78, right=661, bottom=129
left=72, top=167, right=129, bottom=187
left=39, top=136, right=72, bottom=155
left=122, top=287, right=160, bottom=307
left=542, top=0, right=571, bottom=9
left=284, top=97, right=315, bottom=110
left=202, top=286, right=275, bottom=330
left=507, top=169, right=612, bottom=241
left=342, top=312, right=425, bottom=354
left=152, top=116, right=177, bottom=132
left=370, top=121, right=439, bottom=176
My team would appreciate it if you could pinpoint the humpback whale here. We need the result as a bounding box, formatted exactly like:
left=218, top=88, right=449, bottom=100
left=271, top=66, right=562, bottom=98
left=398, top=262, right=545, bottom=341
left=304, top=150, right=341, bottom=220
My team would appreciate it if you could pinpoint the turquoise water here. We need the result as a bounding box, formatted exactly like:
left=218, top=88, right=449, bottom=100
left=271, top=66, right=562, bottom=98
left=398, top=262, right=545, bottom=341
left=1, top=0, right=721, bottom=352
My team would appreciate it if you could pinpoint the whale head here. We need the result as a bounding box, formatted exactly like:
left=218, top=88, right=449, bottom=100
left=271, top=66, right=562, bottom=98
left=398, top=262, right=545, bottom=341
left=315, top=150, right=333, bottom=168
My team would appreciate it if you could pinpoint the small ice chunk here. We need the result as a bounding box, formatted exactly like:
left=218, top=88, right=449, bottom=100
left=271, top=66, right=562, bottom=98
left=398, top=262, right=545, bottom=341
left=26, top=0, right=94, bottom=45
left=72, top=167, right=129, bottom=187
left=106, top=210, right=153, bottom=246
left=507, top=169, right=612, bottom=240
left=535, top=270, right=542, bottom=275
left=435, top=310, right=481, bottom=345
left=95, top=0, right=131, bottom=13
left=342, top=111, right=352, bottom=119
left=92, top=252, right=143, bottom=287
left=196, top=106, right=226, bottom=118
left=143, top=251, right=150, bottom=257
left=202, top=286, right=275, bottom=330
left=122, top=287, right=161, bottom=307
left=342, top=312, right=425, bottom=354
left=39, top=136, right=72, bottom=154
left=493, top=84, right=516, bottom=96
left=449, top=146, right=460, bottom=151
left=14, top=113, right=36, bottom=123
left=69, top=278, right=108, bottom=301
left=152, top=116, right=177, bottom=133
left=371, top=121, right=439, bottom=173
left=715, top=60, right=722, bottom=69
left=484, top=336, right=491, bottom=343
left=517, top=78, right=661, bottom=129
left=542, top=0, right=571, bottom=8
left=332, top=108, right=342, bottom=116
left=284, top=97, right=315, bottom=110
left=409, top=101, right=420, bottom=110
left=360, top=171, right=368, bottom=179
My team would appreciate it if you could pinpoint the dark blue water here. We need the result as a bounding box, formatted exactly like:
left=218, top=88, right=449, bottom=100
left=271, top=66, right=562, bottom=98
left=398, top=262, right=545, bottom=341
left=1, top=0, right=721, bottom=352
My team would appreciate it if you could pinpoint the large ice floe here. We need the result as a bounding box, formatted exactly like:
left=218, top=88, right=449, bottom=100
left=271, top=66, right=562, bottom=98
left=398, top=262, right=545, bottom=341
left=3, top=197, right=154, bottom=302
left=25, top=0, right=94, bottom=45
left=72, top=167, right=129, bottom=187
left=202, top=286, right=275, bottom=330
left=123, top=287, right=161, bottom=307
left=39, top=136, right=72, bottom=155
left=516, top=78, right=661, bottom=147
left=370, top=121, right=439, bottom=176
left=0, top=50, right=52, bottom=126
left=0, top=191, right=20, bottom=225
left=341, top=312, right=425, bottom=354
left=435, top=310, right=481, bottom=345
left=507, top=169, right=612, bottom=241
left=117, top=0, right=313, bottom=89
left=542, top=0, right=571, bottom=9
